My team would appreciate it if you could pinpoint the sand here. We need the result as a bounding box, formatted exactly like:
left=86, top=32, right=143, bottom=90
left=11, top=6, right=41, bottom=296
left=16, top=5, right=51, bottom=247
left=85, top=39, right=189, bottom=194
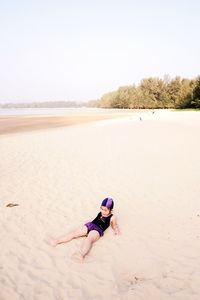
left=0, top=110, right=135, bottom=135
left=0, top=110, right=200, bottom=300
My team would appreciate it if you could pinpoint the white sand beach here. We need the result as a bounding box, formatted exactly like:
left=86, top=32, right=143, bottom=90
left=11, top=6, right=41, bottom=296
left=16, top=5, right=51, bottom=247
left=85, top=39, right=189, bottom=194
left=0, top=110, right=200, bottom=300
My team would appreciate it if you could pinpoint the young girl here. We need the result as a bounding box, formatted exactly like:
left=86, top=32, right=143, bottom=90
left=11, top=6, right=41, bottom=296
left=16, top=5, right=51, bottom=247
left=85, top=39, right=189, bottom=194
left=50, top=197, right=119, bottom=261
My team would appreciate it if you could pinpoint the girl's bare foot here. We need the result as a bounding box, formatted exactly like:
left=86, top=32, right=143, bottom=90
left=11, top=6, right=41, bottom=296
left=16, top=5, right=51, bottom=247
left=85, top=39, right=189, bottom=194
left=52, top=240, right=58, bottom=247
left=71, top=251, right=84, bottom=263
left=48, top=238, right=58, bottom=247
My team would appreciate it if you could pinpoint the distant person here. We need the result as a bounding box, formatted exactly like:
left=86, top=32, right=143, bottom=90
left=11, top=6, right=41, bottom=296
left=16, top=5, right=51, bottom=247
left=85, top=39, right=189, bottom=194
left=49, top=197, right=120, bottom=261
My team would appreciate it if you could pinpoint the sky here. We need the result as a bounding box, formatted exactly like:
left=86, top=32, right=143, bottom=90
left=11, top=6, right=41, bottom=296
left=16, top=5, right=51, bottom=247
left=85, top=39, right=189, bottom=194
left=0, top=0, right=200, bottom=103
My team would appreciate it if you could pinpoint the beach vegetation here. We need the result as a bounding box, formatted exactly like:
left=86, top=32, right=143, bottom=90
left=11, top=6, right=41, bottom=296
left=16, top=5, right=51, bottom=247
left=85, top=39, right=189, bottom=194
left=97, top=75, right=200, bottom=109
left=189, top=76, right=200, bottom=108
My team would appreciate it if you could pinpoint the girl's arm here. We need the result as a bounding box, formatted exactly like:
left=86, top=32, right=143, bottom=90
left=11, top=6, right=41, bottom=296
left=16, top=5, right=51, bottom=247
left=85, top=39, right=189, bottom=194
left=110, top=216, right=120, bottom=235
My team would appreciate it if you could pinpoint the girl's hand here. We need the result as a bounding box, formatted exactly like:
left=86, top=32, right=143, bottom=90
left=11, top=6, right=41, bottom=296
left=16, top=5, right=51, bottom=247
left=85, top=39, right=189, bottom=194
left=111, top=216, right=120, bottom=235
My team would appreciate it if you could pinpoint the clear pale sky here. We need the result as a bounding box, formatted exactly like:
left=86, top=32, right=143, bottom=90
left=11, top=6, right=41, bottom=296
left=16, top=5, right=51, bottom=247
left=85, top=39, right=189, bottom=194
left=0, top=0, right=200, bottom=103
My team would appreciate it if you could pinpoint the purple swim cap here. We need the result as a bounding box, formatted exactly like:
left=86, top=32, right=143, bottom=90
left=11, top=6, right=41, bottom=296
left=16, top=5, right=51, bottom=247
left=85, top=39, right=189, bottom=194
left=101, top=197, right=114, bottom=210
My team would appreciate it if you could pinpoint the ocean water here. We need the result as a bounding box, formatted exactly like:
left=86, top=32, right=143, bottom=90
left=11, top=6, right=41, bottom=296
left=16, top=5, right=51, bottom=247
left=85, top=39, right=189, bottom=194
left=0, top=107, right=106, bottom=116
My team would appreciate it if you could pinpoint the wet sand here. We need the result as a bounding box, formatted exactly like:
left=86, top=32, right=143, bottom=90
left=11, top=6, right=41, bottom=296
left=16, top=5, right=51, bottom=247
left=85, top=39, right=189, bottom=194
left=0, top=111, right=135, bottom=135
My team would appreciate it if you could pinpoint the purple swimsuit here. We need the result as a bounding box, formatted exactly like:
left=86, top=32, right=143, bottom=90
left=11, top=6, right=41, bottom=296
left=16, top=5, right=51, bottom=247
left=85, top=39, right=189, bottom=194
left=85, top=212, right=113, bottom=236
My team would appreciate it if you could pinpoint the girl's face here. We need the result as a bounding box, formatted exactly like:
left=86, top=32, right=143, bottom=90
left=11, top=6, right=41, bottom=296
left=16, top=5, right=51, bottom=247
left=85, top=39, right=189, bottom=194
left=100, top=206, right=111, bottom=217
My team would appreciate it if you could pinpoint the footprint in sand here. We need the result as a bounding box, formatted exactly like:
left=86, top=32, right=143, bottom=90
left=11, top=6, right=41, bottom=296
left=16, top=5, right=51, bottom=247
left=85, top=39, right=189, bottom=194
left=116, top=272, right=149, bottom=293
left=156, top=276, right=189, bottom=294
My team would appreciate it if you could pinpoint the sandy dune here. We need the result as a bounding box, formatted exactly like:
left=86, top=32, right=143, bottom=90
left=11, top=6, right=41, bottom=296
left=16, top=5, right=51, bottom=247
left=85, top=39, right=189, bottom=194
left=0, top=110, right=200, bottom=300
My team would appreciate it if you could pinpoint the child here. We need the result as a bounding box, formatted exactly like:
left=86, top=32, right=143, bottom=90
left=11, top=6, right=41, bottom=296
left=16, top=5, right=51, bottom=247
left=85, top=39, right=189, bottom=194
left=50, top=197, right=120, bottom=261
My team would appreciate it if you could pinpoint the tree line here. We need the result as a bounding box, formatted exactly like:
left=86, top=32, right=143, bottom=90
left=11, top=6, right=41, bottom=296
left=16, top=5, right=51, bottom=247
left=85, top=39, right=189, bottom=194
left=97, top=75, right=200, bottom=109
left=0, top=75, right=199, bottom=109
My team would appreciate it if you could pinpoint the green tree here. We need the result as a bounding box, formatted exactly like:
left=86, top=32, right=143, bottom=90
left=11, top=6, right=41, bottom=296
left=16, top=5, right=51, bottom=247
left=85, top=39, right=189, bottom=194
left=166, top=76, right=183, bottom=108
left=139, top=77, right=167, bottom=108
left=111, top=86, right=134, bottom=108
left=190, top=76, right=200, bottom=108
left=99, top=91, right=118, bottom=108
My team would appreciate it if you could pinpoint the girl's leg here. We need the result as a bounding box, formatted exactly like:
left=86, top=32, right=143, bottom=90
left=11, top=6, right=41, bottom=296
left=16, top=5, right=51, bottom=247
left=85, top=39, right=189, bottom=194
left=80, top=230, right=100, bottom=258
left=50, top=226, right=88, bottom=246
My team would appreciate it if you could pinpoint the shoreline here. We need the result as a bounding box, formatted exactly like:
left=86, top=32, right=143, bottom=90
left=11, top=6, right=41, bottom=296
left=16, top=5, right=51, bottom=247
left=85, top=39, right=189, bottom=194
left=1, top=109, right=200, bottom=135
left=0, top=111, right=135, bottom=135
